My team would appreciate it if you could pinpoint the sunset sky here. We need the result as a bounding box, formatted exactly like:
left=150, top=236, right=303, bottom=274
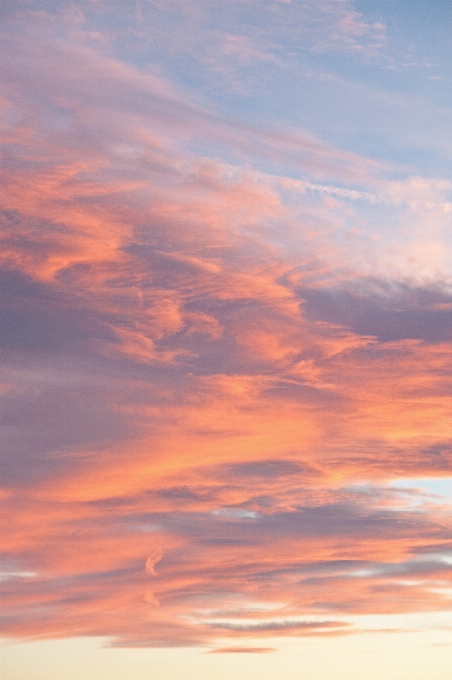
left=1, top=1, right=451, bottom=679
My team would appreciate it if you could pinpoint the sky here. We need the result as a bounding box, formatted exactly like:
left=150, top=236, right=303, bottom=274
left=0, top=1, right=451, bottom=679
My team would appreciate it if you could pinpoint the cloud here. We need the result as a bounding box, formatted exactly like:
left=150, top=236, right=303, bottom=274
left=207, top=619, right=352, bottom=634
left=2, top=479, right=450, bottom=646
left=207, top=646, right=276, bottom=653
left=0, top=4, right=451, bottom=652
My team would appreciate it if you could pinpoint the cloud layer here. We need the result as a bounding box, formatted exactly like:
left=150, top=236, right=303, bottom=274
left=1, top=1, right=451, bottom=653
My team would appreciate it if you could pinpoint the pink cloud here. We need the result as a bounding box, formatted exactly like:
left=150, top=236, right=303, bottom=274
left=0, top=13, right=451, bottom=652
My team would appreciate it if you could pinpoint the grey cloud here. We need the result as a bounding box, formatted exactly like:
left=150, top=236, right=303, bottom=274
left=225, top=459, right=306, bottom=478
left=300, top=281, right=452, bottom=344
left=208, top=619, right=350, bottom=633
left=134, top=500, right=449, bottom=554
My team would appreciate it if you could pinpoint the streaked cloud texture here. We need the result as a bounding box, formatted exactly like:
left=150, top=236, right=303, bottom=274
left=1, top=1, right=451, bottom=675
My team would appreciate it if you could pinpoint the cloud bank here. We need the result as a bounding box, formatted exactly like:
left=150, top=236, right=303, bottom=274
left=0, top=1, right=451, bottom=652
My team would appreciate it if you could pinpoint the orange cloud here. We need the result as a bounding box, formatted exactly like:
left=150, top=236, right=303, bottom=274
left=1, top=18, right=451, bottom=653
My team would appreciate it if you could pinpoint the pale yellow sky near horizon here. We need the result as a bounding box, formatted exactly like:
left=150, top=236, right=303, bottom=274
left=2, top=628, right=451, bottom=680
